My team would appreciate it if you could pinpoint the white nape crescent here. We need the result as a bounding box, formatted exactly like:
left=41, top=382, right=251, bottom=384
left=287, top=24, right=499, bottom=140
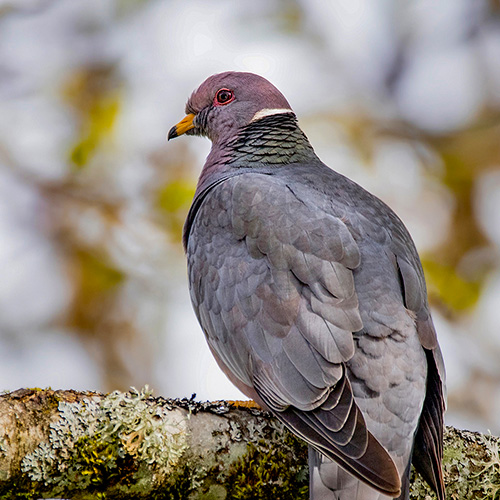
left=250, top=108, right=294, bottom=122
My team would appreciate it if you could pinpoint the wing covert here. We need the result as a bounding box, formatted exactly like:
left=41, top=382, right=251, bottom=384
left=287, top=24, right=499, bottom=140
left=186, top=172, right=403, bottom=496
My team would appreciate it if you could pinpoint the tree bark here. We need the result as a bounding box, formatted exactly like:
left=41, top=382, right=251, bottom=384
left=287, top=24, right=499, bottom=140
left=0, top=388, right=498, bottom=499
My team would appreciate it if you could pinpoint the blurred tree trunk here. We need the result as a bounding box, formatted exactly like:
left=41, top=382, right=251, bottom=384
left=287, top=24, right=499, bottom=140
left=0, top=389, right=497, bottom=499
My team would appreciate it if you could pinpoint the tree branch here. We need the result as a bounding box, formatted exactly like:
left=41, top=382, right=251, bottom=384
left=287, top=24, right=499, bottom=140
left=0, top=388, right=498, bottom=499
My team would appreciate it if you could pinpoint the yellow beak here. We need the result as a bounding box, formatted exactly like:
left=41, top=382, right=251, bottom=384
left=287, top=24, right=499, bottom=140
left=167, top=113, right=196, bottom=140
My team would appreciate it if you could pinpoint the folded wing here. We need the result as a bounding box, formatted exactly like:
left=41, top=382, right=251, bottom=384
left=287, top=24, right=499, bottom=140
left=187, top=173, right=401, bottom=496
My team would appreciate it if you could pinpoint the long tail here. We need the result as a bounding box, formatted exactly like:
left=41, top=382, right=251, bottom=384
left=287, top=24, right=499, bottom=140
left=309, top=448, right=409, bottom=500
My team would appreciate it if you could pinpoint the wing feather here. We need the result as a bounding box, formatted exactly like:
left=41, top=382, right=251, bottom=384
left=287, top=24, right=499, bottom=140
left=187, top=173, right=401, bottom=495
left=394, top=244, right=446, bottom=499
left=187, top=166, right=446, bottom=498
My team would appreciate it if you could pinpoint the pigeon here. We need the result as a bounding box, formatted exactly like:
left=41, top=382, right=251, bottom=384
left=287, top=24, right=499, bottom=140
left=168, top=71, right=446, bottom=500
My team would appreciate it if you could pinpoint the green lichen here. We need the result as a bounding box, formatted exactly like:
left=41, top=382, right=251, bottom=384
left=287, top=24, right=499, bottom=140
left=150, top=463, right=199, bottom=500
left=0, top=438, right=7, bottom=482
left=6, top=392, right=500, bottom=499
left=149, top=410, right=308, bottom=500
left=474, top=434, right=500, bottom=499
left=20, top=387, right=188, bottom=497
left=409, top=428, right=500, bottom=500
left=223, top=431, right=308, bottom=500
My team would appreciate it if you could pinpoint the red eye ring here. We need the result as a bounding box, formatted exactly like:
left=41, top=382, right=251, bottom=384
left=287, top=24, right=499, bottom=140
left=214, top=88, right=235, bottom=106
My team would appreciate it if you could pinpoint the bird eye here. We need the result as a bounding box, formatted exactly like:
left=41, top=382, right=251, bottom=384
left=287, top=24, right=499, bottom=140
left=215, top=88, right=234, bottom=105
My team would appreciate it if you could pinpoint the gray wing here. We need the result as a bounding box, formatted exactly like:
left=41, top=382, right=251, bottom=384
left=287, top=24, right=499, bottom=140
left=345, top=184, right=446, bottom=499
left=186, top=173, right=401, bottom=497
left=393, top=240, right=446, bottom=500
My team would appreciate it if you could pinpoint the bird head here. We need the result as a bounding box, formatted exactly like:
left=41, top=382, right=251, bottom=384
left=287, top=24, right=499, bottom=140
left=168, top=71, right=293, bottom=145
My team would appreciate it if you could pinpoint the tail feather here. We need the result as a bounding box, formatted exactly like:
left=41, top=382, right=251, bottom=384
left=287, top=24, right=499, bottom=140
left=413, top=348, right=446, bottom=500
left=282, top=408, right=401, bottom=496
left=309, top=448, right=398, bottom=500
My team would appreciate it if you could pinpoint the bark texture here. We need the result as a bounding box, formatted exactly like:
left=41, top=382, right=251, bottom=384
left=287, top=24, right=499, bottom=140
left=0, top=388, right=498, bottom=499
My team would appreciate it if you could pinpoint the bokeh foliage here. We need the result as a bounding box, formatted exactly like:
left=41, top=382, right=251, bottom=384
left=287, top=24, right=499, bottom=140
left=0, top=0, right=499, bottom=430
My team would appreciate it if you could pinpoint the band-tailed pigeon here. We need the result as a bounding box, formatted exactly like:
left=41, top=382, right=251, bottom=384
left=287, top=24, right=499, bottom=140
left=168, top=71, right=446, bottom=500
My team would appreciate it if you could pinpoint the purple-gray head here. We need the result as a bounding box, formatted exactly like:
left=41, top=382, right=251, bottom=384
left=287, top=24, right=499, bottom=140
left=168, top=72, right=293, bottom=145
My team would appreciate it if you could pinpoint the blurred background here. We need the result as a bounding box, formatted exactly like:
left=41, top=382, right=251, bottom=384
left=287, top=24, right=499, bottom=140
left=0, top=0, right=499, bottom=435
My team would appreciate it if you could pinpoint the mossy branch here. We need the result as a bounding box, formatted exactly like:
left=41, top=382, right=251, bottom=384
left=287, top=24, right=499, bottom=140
left=0, top=389, right=498, bottom=499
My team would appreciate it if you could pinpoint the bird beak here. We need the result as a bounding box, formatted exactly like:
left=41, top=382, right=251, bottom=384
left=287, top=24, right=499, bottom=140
left=167, top=113, right=196, bottom=140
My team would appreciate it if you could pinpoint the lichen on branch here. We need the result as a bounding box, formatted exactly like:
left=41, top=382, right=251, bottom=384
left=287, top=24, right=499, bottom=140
left=0, top=388, right=498, bottom=499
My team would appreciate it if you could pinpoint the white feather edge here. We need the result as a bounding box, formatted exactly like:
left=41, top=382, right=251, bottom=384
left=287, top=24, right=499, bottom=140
left=250, top=108, right=294, bottom=122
